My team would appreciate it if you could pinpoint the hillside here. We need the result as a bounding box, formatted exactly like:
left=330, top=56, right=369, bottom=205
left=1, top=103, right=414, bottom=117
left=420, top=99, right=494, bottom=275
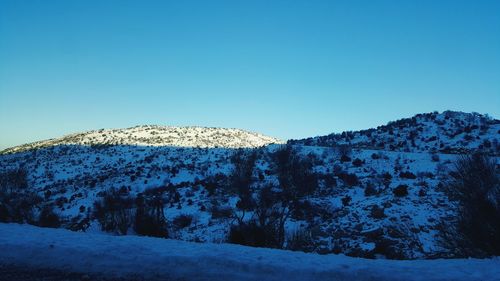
left=290, top=111, right=500, bottom=155
left=1, top=125, right=284, bottom=154
left=0, top=111, right=499, bottom=260
left=1, top=223, right=499, bottom=281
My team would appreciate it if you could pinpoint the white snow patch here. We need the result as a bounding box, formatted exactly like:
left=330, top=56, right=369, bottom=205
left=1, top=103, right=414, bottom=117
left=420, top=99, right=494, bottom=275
left=0, top=223, right=499, bottom=281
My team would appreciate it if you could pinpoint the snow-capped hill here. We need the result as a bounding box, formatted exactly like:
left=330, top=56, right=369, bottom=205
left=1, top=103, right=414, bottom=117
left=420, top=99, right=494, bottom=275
left=290, top=111, right=500, bottom=155
left=0, top=111, right=498, bottom=260
left=1, top=125, right=284, bottom=154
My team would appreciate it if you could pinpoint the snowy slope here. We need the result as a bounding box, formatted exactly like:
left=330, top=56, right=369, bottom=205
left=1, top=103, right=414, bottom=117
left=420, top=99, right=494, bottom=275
left=0, top=111, right=498, bottom=260
left=1, top=223, right=499, bottom=281
left=0, top=143, right=466, bottom=258
left=1, top=125, right=284, bottom=154
left=291, top=111, right=500, bottom=155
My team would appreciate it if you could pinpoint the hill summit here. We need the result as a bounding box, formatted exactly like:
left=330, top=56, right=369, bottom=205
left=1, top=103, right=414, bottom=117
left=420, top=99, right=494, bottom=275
left=1, top=125, right=284, bottom=154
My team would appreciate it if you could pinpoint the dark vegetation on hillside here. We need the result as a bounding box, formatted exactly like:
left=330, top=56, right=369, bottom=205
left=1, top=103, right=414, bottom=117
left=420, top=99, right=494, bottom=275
left=439, top=153, right=500, bottom=257
left=289, top=111, right=500, bottom=156
left=1, top=145, right=499, bottom=258
left=1, top=112, right=499, bottom=259
left=228, top=146, right=318, bottom=250
left=0, top=168, right=60, bottom=228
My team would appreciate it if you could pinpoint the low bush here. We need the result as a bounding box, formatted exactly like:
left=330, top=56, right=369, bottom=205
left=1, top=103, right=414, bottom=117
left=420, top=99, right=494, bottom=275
left=393, top=185, right=409, bottom=197
left=341, top=195, right=351, bottom=206
left=352, top=158, right=364, bottom=167
left=340, top=155, right=351, bottom=163
left=370, top=205, right=386, bottom=219
left=364, top=184, right=378, bottom=196
left=38, top=206, right=61, bottom=228
left=399, top=171, right=417, bottom=179
left=210, top=205, right=233, bottom=219
left=93, top=189, right=134, bottom=235
left=431, top=154, right=440, bottom=162
left=338, top=173, right=359, bottom=186
left=445, top=153, right=500, bottom=256
left=0, top=168, right=41, bottom=224
left=228, top=221, right=281, bottom=249
left=173, top=214, right=193, bottom=229
left=134, top=194, right=168, bottom=238
left=286, top=228, right=316, bottom=252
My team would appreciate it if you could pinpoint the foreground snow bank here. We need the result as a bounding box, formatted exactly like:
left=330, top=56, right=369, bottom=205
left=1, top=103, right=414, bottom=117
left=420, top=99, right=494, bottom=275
left=0, top=223, right=498, bottom=281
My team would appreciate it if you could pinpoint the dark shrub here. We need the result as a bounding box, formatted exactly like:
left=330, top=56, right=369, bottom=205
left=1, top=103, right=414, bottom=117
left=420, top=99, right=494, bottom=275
left=364, top=185, right=377, bottom=196
left=446, top=153, right=500, bottom=256
left=340, top=154, right=351, bottom=163
left=210, top=205, right=233, bottom=219
left=483, top=139, right=492, bottom=148
left=203, top=173, right=226, bottom=196
left=55, top=196, right=67, bottom=208
left=228, top=221, right=281, bottom=249
left=374, top=237, right=406, bottom=260
left=399, top=171, right=417, bottom=179
left=381, top=172, right=393, bottom=188
left=431, top=154, right=440, bottom=162
left=229, top=222, right=265, bottom=247
left=338, top=173, right=359, bottom=186
left=231, top=185, right=289, bottom=249
left=236, top=195, right=255, bottom=211
left=229, top=149, right=256, bottom=195
left=0, top=168, right=28, bottom=193
left=38, top=206, right=61, bottom=228
left=322, top=174, right=337, bottom=188
left=290, top=200, right=313, bottom=221
left=93, top=189, right=134, bottom=235
left=352, top=158, right=364, bottom=167
left=341, top=195, right=351, bottom=206
left=393, top=185, right=409, bottom=197
left=418, top=189, right=427, bottom=197
left=173, top=214, right=193, bottom=229
left=336, top=144, right=352, bottom=157
left=463, top=134, right=474, bottom=141
left=0, top=204, right=9, bottom=222
left=0, top=168, right=41, bottom=223
left=286, top=228, right=315, bottom=252
left=134, top=194, right=168, bottom=238
left=274, top=145, right=319, bottom=197
left=382, top=172, right=392, bottom=181
left=370, top=205, right=386, bottom=219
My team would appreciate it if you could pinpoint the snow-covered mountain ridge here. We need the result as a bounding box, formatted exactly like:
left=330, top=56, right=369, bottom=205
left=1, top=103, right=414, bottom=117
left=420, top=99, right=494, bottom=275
left=1, top=125, right=284, bottom=154
left=290, top=111, right=500, bottom=155
left=0, top=111, right=498, bottom=260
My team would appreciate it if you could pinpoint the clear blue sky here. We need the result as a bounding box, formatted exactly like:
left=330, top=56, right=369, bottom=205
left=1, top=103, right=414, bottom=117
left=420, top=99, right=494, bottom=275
left=1, top=0, right=499, bottom=149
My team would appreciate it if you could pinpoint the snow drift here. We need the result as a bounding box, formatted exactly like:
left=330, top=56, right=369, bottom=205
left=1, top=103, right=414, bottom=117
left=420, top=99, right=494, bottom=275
left=0, top=223, right=498, bottom=281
